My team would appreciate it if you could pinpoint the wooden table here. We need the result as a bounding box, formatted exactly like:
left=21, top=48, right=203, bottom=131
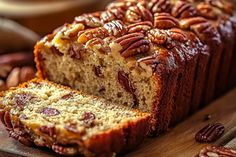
left=0, top=88, right=236, bottom=157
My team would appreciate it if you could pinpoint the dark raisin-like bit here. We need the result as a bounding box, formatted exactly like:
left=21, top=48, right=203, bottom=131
left=50, top=46, right=63, bottom=56
left=80, top=112, right=96, bottom=127
left=195, top=123, right=225, bottom=142
left=41, top=107, right=60, bottom=116
left=118, top=71, right=135, bottom=94
left=64, top=122, right=79, bottom=133
left=94, top=66, right=104, bottom=77
left=40, top=125, right=55, bottom=137
left=61, top=93, right=74, bottom=100
left=14, top=93, right=33, bottom=107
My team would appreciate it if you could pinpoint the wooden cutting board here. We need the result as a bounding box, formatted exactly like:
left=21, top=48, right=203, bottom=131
left=0, top=88, right=236, bottom=157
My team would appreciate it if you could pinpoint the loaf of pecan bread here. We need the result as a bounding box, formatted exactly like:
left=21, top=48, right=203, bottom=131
left=0, top=79, right=150, bottom=156
left=34, top=0, right=236, bottom=133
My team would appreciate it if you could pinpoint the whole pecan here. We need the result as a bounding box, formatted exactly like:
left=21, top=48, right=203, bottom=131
left=52, top=144, right=78, bottom=156
left=154, top=13, right=179, bottom=29
left=171, top=1, right=197, bottom=18
left=100, top=8, right=125, bottom=23
left=195, top=123, right=225, bottom=142
left=199, top=145, right=236, bottom=157
left=127, top=21, right=153, bottom=33
left=115, top=33, right=150, bottom=58
left=0, top=52, right=34, bottom=67
left=147, top=29, right=167, bottom=45
left=77, top=27, right=108, bottom=44
left=75, top=13, right=102, bottom=28
left=103, top=20, right=127, bottom=37
left=125, top=3, right=153, bottom=23
left=0, top=65, right=12, bottom=79
left=147, top=0, right=172, bottom=13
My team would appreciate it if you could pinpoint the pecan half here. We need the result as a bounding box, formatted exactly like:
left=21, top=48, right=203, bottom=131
left=115, top=33, right=150, bottom=58
left=147, top=0, right=172, bottom=13
left=118, top=71, right=135, bottom=94
left=69, top=44, right=84, bottom=60
left=171, top=1, right=197, bottom=18
left=147, top=29, right=167, bottom=45
left=77, top=28, right=108, bottom=44
left=0, top=109, right=13, bottom=130
left=9, top=130, right=34, bottom=147
left=206, top=0, right=233, bottom=15
left=52, top=144, right=78, bottom=156
left=128, top=21, right=153, bottom=33
left=40, top=125, right=55, bottom=137
left=103, top=20, right=127, bottom=37
left=199, top=145, right=236, bottom=157
left=169, top=28, right=187, bottom=42
left=195, top=123, right=225, bottom=142
left=196, top=3, right=219, bottom=19
left=19, top=66, right=35, bottom=83
left=86, top=38, right=111, bottom=54
left=75, top=13, right=102, bottom=28
left=101, top=8, right=125, bottom=23
left=41, top=107, right=60, bottom=116
left=154, top=13, right=179, bottom=29
left=126, top=3, right=153, bottom=23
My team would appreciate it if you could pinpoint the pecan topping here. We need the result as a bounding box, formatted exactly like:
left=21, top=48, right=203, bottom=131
left=206, top=0, right=233, bottom=15
left=14, top=93, right=33, bottom=108
left=80, top=112, right=96, bottom=127
left=106, top=0, right=137, bottom=10
left=169, top=28, right=187, bottom=42
left=94, top=66, right=104, bottom=78
left=128, top=21, right=153, bottom=33
left=40, top=125, right=55, bottom=137
left=199, top=145, right=236, bottom=157
left=41, top=107, right=60, bottom=116
left=77, top=28, right=108, bottom=44
left=147, top=29, right=167, bottom=45
left=179, top=17, right=208, bottom=30
left=61, top=93, right=74, bottom=100
left=86, top=38, right=111, bottom=54
left=64, top=122, right=79, bottom=133
left=196, top=3, right=219, bottom=19
left=115, top=33, right=150, bottom=58
left=101, top=8, right=125, bottom=23
left=50, top=46, right=63, bottom=56
left=147, top=0, right=172, bottom=13
left=9, top=130, right=34, bottom=147
left=171, top=1, right=197, bottom=18
left=103, top=20, right=127, bottom=37
left=137, top=55, right=160, bottom=72
left=154, top=13, right=179, bottom=29
left=75, top=13, right=102, bottom=28
left=195, top=123, right=225, bottom=142
left=52, top=144, right=78, bottom=156
left=126, top=3, right=153, bottom=23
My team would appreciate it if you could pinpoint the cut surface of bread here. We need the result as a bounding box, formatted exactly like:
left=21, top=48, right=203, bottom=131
left=0, top=79, right=150, bottom=156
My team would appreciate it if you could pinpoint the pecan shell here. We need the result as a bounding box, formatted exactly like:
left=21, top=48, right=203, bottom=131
left=115, top=33, right=150, bottom=58
left=195, top=123, right=225, bottom=142
left=199, top=145, right=236, bottom=157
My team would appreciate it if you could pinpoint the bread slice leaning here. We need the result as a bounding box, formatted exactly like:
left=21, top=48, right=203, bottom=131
left=0, top=79, right=150, bottom=157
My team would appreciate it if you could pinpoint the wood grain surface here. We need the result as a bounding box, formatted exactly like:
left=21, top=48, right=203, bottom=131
left=0, top=88, right=236, bottom=157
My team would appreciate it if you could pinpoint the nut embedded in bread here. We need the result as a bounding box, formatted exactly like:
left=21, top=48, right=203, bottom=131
left=0, top=79, right=150, bottom=156
left=34, top=0, right=236, bottom=134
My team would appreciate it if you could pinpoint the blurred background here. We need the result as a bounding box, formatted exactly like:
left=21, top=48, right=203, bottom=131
left=0, top=0, right=112, bottom=91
